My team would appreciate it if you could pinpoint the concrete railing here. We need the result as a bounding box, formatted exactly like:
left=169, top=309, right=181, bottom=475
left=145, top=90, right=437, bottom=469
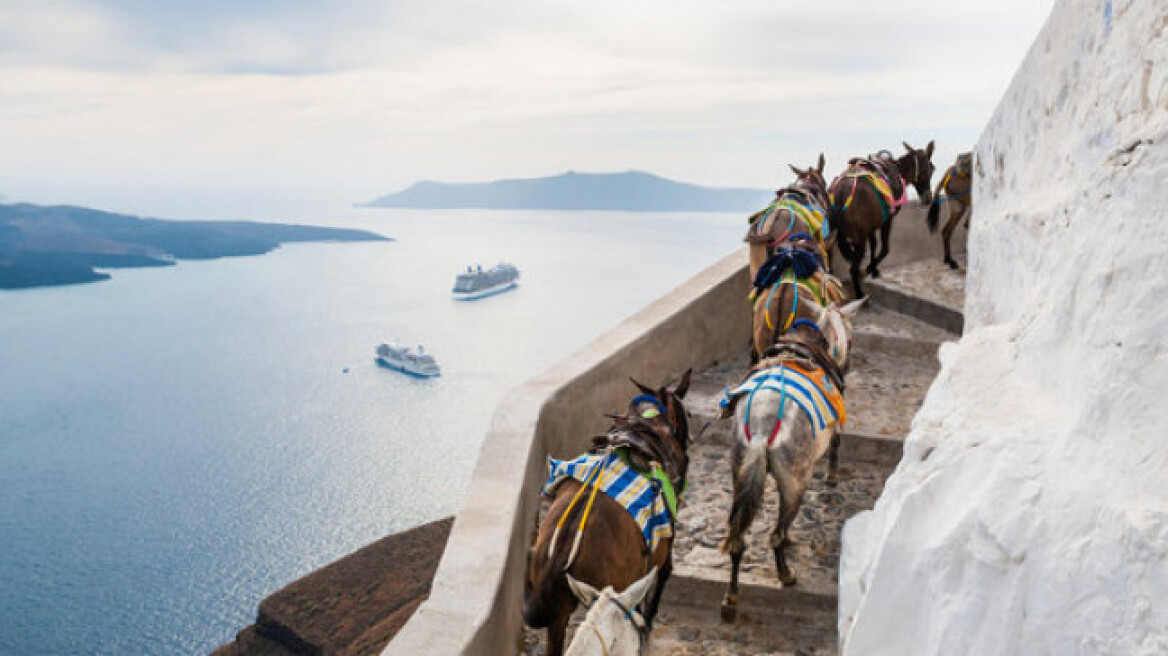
left=385, top=248, right=751, bottom=655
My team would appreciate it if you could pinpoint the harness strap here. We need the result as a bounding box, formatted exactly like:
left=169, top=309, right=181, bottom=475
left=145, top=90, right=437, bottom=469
left=565, top=464, right=608, bottom=570
left=782, top=282, right=799, bottom=332
left=740, top=364, right=792, bottom=447
left=549, top=451, right=610, bottom=563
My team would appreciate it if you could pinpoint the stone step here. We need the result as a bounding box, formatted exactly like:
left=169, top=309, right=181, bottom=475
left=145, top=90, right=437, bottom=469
left=865, top=277, right=963, bottom=335
left=647, top=574, right=838, bottom=655
left=837, top=430, right=903, bottom=469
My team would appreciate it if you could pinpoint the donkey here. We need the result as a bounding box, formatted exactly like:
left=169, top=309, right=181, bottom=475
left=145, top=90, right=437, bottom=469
left=523, top=372, right=691, bottom=656
left=827, top=141, right=936, bottom=297
left=745, top=154, right=832, bottom=282
left=750, top=240, right=847, bottom=364
left=718, top=298, right=864, bottom=622
left=562, top=568, right=658, bottom=656
left=926, top=151, right=973, bottom=269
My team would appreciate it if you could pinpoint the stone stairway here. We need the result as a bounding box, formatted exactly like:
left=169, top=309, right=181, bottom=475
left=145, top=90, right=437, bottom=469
left=524, top=257, right=965, bottom=655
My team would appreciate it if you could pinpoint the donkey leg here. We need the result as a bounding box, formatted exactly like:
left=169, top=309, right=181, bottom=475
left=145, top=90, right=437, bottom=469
left=826, top=432, right=842, bottom=488
left=942, top=215, right=959, bottom=269
left=849, top=239, right=867, bottom=298
left=720, top=444, right=755, bottom=622
left=643, top=553, right=672, bottom=630
left=771, top=482, right=807, bottom=587
left=942, top=202, right=966, bottom=269
left=546, top=604, right=574, bottom=656
left=864, top=232, right=879, bottom=277
left=720, top=548, right=745, bottom=622
left=868, top=221, right=893, bottom=277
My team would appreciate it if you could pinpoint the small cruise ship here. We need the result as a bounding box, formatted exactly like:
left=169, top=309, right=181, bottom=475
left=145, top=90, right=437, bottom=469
left=451, top=262, right=520, bottom=300
left=376, top=343, right=441, bottom=378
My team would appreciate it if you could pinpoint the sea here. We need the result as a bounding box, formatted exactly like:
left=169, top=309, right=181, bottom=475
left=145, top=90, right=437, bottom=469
left=0, top=205, right=744, bottom=655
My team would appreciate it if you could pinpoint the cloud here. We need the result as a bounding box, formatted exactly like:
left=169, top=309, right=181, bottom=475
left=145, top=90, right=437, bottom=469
left=0, top=0, right=1056, bottom=213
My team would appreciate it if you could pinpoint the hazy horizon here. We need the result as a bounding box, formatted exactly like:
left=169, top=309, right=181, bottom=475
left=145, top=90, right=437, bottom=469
left=2, top=1, right=1056, bottom=220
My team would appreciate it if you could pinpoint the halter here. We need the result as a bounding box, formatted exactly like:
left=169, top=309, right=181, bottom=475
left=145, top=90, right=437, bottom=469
left=574, top=589, right=649, bottom=655
left=631, top=394, right=666, bottom=419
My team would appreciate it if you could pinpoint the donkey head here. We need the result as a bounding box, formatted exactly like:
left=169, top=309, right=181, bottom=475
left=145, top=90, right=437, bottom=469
left=817, top=297, right=866, bottom=371
left=628, top=369, right=692, bottom=451
left=897, top=141, right=936, bottom=205
left=565, top=567, right=658, bottom=656
left=789, top=153, right=828, bottom=196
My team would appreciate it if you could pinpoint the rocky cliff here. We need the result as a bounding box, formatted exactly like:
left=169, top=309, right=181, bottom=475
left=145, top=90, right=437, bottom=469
left=215, top=517, right=452, bottom=656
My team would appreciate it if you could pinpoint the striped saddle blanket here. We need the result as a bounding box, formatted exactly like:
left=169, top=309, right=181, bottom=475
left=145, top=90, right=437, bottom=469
left=748, top=194, right=827, bottom=243
left=544, top=451, right=673, bottom=553
left=834, top=162, right=908, bottom=217
left=719, top=361, right=846, bottom=442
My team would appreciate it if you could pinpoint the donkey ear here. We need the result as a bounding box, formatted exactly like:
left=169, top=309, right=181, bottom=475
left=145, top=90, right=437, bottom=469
left=629, top=377, right=656, bottom=397
left=840, top=297, right=868, bottom=320
left=925, top=140, right=935, bottom=158
left=902, top=141, right=914, bottom=153
left=789, top=164, right=803, bottom=177
left=566, top=574, right=600, bottom=606
left=673, top=368, right=692, bottom=400
left=617, top=567, right=658, bottom=608
left=817, top=153, right=826, bottom=174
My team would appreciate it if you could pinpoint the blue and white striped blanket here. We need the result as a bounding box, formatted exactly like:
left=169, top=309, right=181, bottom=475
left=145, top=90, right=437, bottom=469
left=718, top=362, right=846, bottom=442
left=544, top=452, right=673, bottom=553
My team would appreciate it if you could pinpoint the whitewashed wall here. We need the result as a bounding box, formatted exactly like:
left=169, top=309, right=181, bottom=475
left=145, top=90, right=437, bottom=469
left=839, top=1, right=1168, bottom=654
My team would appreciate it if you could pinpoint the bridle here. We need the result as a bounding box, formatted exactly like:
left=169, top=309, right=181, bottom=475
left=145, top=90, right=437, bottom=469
left=574, top=590, right=649, bottom=655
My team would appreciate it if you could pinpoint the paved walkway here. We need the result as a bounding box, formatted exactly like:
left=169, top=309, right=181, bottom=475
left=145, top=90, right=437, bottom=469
left=524, top=259, right=965, bottom=655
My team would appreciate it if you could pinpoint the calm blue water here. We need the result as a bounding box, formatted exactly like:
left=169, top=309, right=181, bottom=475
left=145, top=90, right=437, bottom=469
left=0, top=207, right=742, bottom=655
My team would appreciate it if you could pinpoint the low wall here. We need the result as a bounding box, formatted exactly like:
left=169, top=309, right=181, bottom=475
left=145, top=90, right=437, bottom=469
left=384, top=248, right=752, bottom=654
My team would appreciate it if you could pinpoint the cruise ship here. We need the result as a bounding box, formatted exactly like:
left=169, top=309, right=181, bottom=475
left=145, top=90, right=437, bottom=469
left=451, top=262, right=520, bottom=300
left=376, top=343, right=441, bottom=378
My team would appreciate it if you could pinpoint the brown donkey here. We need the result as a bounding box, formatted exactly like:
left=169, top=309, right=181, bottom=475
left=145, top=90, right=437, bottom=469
left=523, top=372, right=691, bottom=656
left=827, top=141, right=936, bottom=297
left=745, top=154, right=832, bottom=282
left=926, top=151, right=973, bottom=269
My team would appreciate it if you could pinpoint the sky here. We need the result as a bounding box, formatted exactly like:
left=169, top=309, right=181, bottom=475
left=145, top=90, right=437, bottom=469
left=0, top=0, right=1057, bottom=217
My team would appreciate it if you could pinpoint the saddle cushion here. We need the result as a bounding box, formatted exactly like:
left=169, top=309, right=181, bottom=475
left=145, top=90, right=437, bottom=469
left=544, top=451, right=673, bottom=553
left=719, top=361, right=847, bottom=443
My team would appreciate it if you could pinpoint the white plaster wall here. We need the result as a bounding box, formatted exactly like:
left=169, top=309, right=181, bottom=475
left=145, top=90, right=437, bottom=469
left=839, top=1, right=1168, bottom=654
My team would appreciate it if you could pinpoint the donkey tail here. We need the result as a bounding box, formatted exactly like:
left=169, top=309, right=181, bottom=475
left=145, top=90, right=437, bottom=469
left=926, top=171, right=950, bottom=233
left=926, top=199, right=942, bottom=233
left=721, top=437, right=769, bottom=555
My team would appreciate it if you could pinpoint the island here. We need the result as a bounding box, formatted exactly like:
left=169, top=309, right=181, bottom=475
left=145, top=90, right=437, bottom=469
left=361, top=170, right=772, bottom=212
left=0, top=203, right=390, bottom=290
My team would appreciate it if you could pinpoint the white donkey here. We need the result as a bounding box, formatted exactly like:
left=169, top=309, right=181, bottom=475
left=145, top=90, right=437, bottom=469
left=564, top=567, right=658, bottom=656
left=718, top=298, right=864, bottom=621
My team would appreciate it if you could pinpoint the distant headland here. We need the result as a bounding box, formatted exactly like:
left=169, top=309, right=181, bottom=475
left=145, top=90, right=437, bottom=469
left=361, top=170, right=772, bottom=212
left=0, top=203, right=390, bottom=290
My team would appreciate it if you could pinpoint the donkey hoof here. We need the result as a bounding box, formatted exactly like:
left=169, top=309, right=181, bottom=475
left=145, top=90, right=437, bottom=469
left=946, top=259, right=960, bottom=270
left=867, top=267, right=881, bottom=278
left=825, top=473, right=839, bottom=488
left=779, top=571, right=798, bottom=587
left=719, top=600, right=738, bottom=623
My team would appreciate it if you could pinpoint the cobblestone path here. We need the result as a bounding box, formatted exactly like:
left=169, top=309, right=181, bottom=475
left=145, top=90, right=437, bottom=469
left=524, top=258, right=964, bottom=655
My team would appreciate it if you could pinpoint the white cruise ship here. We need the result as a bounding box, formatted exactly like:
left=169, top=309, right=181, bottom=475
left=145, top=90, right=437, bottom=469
left=376, top=343, right=441, bottom=378
left=451, top=262, right=520, bottom=300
